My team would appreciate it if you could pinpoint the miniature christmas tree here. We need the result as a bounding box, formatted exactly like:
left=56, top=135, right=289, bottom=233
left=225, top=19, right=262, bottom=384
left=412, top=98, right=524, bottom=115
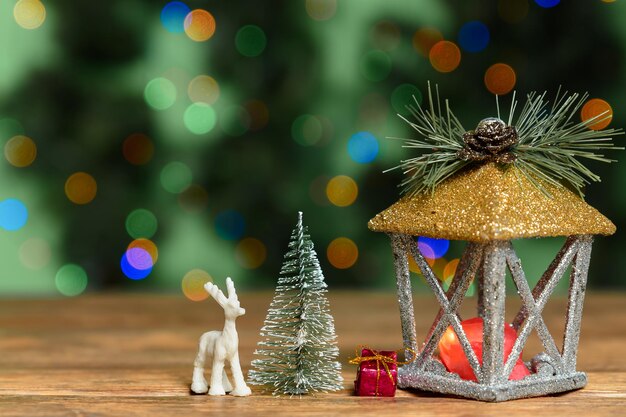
left=248, top=212, right=343, bottom=395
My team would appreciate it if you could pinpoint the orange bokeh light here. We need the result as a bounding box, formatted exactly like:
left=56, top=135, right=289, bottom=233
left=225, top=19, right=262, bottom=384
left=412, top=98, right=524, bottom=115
left=128, top=238, right=159, bottom=264
left=581, top=98, right=613, bottom=131
left=327, top=237, right=358, bottom=269
left=484, top=63, right=516, bottom=95
left=65, top=172, right=97, bottom=204
left=182, top=269, right=212, bottom=301
left=4, top=135, right=37, bottom=167
left=235, top=237, right=267, bottom=269
left=412, top=27, right=443, bottom=56
left=326, top=175, right=358, bottom=207
left=123, top=133, right=154, bottom=165
left=184, top=9, right=216, bottom=42
left=188, top=75, right=220, bottom=105
left=429, top=41, right=461, bottom=73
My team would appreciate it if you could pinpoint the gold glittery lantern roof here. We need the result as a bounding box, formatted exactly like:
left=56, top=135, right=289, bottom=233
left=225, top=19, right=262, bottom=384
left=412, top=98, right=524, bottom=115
left=368, top=163, right=615, bottom=242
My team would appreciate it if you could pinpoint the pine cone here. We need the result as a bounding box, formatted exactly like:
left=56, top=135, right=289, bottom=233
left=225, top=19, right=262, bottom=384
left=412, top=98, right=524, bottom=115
left=457, top=118, right=518, bottom=164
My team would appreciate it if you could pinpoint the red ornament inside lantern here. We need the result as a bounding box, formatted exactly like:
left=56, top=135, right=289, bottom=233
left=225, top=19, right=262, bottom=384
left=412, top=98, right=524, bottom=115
left=438, top=317, right=531, bottom=381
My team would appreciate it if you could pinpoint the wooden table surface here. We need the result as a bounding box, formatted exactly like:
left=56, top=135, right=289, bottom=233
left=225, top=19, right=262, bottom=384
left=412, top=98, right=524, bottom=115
left=0, top=292, right=625, bottom=416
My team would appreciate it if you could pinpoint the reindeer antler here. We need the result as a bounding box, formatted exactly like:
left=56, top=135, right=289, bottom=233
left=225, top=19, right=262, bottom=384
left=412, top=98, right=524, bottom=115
left=204, top=282, right=228, bottom=306
left=226, top=277, right=238, bottom=300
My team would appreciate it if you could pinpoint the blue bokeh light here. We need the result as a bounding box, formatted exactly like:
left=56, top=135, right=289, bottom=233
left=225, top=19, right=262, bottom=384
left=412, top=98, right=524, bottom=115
left=0, top=198, right=28, bottom=231
left=535, top=0, right=560, bottom=8
left=121, top=250, right=152, bottom=280
left=348, top=131, right=379, bottom=163
left=418, top=237, right=450, bottom=259
left=125, top=247, right=153, bottom=270
left=458, top=21, right=490, bottom=53
left=160, top=1, right=191, bottom=33
left=215, top=210, right=245, bottom=241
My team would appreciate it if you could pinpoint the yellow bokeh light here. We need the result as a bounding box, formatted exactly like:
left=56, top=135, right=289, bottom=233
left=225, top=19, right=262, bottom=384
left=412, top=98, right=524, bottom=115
left=429, top=40, right=461, bottom=73
left=412, top=27, right=443, bottom=57
left=128, top=238, right=159, bottom=264
left=484, top=63, right=516, bottom=95
left=581, top=98, right=613, bottom=130
left=182, top=269, right=213, bottom=301
left=13, top=0, right=46, bottom=30
left=188, top=75, right=220, bottom=105
left=184, top=9, right=216, bottom=42
left=4, top=135, right=37, bottom=167
left=65, top=172, right=97, bottom=205
left=443, top=258, right=460, bottom=281
left=235, top=237, right=267, bottom=269
left=326, top=175, right=358, bottom=207
left=305, top=0, right=337, bottom=21
left=327, top=237, right=358, bottom=269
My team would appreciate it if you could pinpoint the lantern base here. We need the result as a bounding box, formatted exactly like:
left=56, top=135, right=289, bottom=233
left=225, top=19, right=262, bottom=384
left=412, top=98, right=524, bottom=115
left=398, top=365, right=587, bottom=402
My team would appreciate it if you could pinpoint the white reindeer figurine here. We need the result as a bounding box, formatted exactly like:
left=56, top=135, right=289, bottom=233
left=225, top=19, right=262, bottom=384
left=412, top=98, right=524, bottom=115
left=190, top=277, right=251, bottom=396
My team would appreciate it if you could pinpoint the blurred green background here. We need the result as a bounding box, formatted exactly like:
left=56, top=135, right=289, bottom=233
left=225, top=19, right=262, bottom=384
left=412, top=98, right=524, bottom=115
left=1, top=0, right=624, bottom=299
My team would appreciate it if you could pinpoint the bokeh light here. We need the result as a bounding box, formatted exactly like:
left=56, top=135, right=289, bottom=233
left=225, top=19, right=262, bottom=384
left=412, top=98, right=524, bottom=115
left=13, top=0, right=46, bottom=30
left=458, top=21, right=490, bottom=53
left=4, top=135, right=37, bottom=167
left=429, top=41, right=461, bottom=73
left=122, top=133, right=154, bottom=165
left=0, top=198, right=28, bottom=231
left=391, top=84, right=423, bottom=113
left=327, top=237, right=358, bottom=269
left=347, top=131, right=379, bottom=163
left=245, top=99, right=270, bottom=131
left=581, top=98, right=613, bottom=130
left=121, top=249, right=152, bottom=280
left=326, top=175, right=358, bottom=207
left=292, top=114, right=323, bottom=146
left=235, top=25, right=267, bottom=57
left=160, top=161, right=192, bottom=193
left=187, top=75, right=220, bottom=105
left=19, top=237, right=51, bottom=270
left=443, top=258, right=460, bottom=281
left=484, top=63, right=516, bottom=95
left=220, top=105, right=251, bottom=136
left=144, top=78, right=177, bottom=110
left=235, top=237, right=267, bottom=269
left=184, top=103, right=216, bottom=134
left=305, top=0, right=337, bottom=21
left=215, top=210, right=245, bottom=241
left=360, top=50, right=392, bottom=82
left=125, top=209, right=158, bottom=239
left=418, top=236, right=449, bottom=259
left=371, top=21, right=401, bottom=51
left=182, top=269, right=212, bottom=301
left=160, top=1, right=191, bottom=33
left=184, top=9, right=216, bottom=42
left=498, top=0, right=529, bottom=23
left=535, top=0, right=560, bottom=8
left=178, top=184, right=209, bottom=213
left=55, top=264, right=88, bottom=296
left=128, top=238, right=159, bottom=264
left=65, top=172, right=97, bottom=204
left=412, top=27, right=443, bottom=56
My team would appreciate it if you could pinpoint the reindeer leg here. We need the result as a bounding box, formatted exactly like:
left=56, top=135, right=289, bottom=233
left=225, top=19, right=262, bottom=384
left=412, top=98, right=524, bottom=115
left=228, top=352, right=251, bottom=396
left=208, top=355, right=226, bottom=396
left=222, top=369, right=233, bottom=392
left=190, top=341, right=209, bottom=394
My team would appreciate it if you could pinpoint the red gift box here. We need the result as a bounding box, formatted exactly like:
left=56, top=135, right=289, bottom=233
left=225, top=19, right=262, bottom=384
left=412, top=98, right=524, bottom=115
left=353, top=349, right=398, bottom=397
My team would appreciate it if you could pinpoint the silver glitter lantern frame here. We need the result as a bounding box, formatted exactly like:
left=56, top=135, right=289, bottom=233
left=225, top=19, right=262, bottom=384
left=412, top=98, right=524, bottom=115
left=389, top=233, right=594, bottom=402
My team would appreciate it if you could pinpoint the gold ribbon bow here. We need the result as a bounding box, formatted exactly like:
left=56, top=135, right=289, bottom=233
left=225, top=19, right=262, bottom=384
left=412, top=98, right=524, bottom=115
left=349, top=345, right=417, bottom=396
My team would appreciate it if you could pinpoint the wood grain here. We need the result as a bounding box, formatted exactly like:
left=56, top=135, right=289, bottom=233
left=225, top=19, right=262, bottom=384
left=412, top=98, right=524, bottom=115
left=0, top=292, right=625, bottom=416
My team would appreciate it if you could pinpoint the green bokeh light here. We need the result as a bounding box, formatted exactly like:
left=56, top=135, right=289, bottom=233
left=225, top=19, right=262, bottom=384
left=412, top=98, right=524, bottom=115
left=391, top=84, right=423, bottom=114
left=160, top=161, right=192, bottom=194
left=235, top=25, right=267, bottom=57
left=125, top=208, right=158, bottom=239
left=359, top=50, right=392, bottom=82
left=55, top=264, right=88, bottom=296
left=183, top=103, right=216, bottom=134
left=291, top=115, right=323, bottom=146
left=144, top=77, right=177, bottom=110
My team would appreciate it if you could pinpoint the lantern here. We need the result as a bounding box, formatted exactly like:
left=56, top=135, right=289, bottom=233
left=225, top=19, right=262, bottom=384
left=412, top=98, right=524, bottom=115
left=368, top=161, right=615, bottom=401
